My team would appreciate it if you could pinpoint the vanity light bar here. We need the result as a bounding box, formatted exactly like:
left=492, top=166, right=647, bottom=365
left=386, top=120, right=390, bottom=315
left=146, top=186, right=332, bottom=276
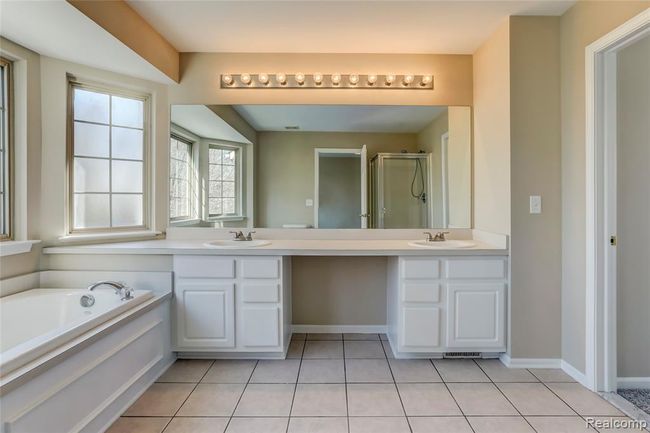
left=220, top=74, right=434, bottom=90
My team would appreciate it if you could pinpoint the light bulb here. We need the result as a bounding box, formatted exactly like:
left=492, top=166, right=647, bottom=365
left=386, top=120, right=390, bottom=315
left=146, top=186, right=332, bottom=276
left=295, top=72, right=305, bottom=85
left=258, top=73, right=269, bottom=85
left=367, top=74, right=378, bottom=85
left=240, top=73, right=252, bottom=85
left=276, top=73, right=287, bottom=85
left=222, top=74, right=233, bottom=85
left=385, top=74, right=396, bottom=85
left=313, top=73, right=323, bottom=85
left=420, top=75, right=432, bottom=86
left=349, top=74, right=359, bottom=85
left=402, top=74, right=414, bottom=86
left=331, top=73, right=341, bottom=85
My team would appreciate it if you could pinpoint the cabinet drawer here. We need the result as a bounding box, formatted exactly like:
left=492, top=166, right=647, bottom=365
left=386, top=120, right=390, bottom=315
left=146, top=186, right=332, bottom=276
left=241, top=258, right=280, bottom=279
left=402, top=282, right=441, bottom=303
left=401, top=306, right=440, bottom=348
left=445, top=259, right=506, bottom=279
left=241, top=306, right=281, bottom=347
left=402, top=259, right=440, bottom=279
left=174, top=256, right=235, bottom=278
left=242, top=283, right=280, bottom=303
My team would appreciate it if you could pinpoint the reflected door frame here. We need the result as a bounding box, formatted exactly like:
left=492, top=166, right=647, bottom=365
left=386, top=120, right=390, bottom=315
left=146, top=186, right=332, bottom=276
left=313, top=147, right=368, bottom=228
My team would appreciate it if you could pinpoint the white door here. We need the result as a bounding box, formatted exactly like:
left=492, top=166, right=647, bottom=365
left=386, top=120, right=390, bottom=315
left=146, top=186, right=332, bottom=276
left=446, top=282, right=505, bottom=349
left=175, top=280, right=235, bottom=349
left=360, top=144, right=368, bottom=228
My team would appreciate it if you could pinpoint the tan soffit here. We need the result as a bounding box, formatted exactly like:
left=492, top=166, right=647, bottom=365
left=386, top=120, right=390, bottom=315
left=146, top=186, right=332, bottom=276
left=67, top=0, right=179, bottom=82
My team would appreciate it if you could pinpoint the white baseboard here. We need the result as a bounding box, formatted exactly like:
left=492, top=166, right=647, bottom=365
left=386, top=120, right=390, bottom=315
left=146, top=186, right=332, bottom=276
left=292, top=324, right=387, bottom=334
left=618, top=377, right=650, bottom=389
left=499, top=354, right=561, bottom=369
left=561, top=360, right=588, bottom=386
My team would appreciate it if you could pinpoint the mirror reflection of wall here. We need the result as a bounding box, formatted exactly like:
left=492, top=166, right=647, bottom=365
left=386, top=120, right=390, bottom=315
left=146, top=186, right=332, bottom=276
left=168, top=104, right=471, bottom=229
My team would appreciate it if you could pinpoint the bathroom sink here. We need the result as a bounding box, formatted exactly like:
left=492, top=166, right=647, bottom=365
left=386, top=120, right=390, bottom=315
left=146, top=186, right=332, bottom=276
left=204, top=240, right=271, bottom=248
left=408, top=240, right=476, bottom=249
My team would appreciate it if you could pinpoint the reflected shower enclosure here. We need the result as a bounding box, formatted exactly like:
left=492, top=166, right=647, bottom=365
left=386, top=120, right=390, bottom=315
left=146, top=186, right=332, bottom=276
left=370, top=153, right=433, bottom=229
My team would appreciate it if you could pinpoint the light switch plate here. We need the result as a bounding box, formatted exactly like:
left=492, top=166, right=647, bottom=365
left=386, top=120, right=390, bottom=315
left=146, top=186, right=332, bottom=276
left=529, top=195, right=542, bottom=214
left=305, top=199, right=314, bottom=207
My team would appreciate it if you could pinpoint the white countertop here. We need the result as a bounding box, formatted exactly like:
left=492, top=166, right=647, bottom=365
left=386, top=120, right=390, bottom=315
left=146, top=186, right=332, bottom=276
left=43, top=238, right=508, bottom=256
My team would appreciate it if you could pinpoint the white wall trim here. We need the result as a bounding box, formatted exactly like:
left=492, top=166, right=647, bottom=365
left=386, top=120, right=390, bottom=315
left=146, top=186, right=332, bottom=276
left=561, top=360, right=588, bottom=387
left=292, top=324, right=387, bottom=334
left=585, top=8, right=650, bottom=393
left=498, top=354, right=561, bottom=369
left=617, top=377, right=650, bottom=390
left=0, top=240, right=40, bottom=257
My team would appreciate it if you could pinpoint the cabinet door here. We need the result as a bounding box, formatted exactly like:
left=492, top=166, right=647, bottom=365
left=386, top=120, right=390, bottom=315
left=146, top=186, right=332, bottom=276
left=175, top=280, right=235, bottom=349
left=240, top=306, right=281, bottom=348
left=446, top=283, right=505, bottom=348
left=400, top=306, right=441, bottom=349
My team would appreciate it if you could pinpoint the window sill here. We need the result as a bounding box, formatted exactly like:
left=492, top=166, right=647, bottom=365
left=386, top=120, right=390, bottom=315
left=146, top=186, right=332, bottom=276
left=0, top=240, right=41, bottom=257
left=208, top=216, right=246, bottom=222
left=170, top=218, right=201, bottom=227
left=57, top=230, right=162, bottom=244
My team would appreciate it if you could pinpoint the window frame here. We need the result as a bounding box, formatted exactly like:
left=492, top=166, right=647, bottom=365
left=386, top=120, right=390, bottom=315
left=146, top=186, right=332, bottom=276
left=169, top=133, right=194, bottom=222
left=0, top=57, right=13, bottom=241
left=207, top=142, right=243, bottom=220
left=66, top=76, right=151, bottom=235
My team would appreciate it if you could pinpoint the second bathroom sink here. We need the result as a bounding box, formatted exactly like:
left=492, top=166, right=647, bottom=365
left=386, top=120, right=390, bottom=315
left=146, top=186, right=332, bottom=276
left=204, top=240, right=271, bottom=248
left=408, top=240, right=477, bottom=249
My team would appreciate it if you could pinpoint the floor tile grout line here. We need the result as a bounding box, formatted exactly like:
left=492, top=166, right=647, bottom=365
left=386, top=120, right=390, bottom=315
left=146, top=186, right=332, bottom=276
left=472, top=358, right=540, bottom=433
left=430, top=359, right=477, bottom=433
left=381, top=336, right=413, bottom=433
left=285, top=338, right=308, bottom=433
left=159, top=359, right=216, bottom=433
left=537, top=379, right=618, bottom=423
left=223, top=359, right=258, bottom=432
left=341, top=333, right=351, bottom=433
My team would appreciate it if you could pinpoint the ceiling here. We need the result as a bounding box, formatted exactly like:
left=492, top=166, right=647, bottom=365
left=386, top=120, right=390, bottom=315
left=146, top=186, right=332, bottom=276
left=127, top=0, right=574, bottom=54
left=0, top=1, right=172, bottom=84
left=171, top=105, right=252, bottom=143
left=233, top=105, right=447, bottom=133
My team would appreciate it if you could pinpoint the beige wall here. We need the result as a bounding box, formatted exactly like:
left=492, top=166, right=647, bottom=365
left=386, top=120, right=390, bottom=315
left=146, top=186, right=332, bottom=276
left=292, top=257, right=387, bottom=325
left=172, top=53, right=472, bottom=106
left=256, top=131, right=417, bottom=228
left=447, top=107, right=472, bottom=228
left=560, top=1, right=649, bottom=373
left=38, top=56, right=170, bottom=241
left=616, top=35, right=650, bottom=378
left=0, top=38, right=42, bottom=279
left=509, top=16, right=562, bottom=360
left=473, top=20, right=511, bottom=236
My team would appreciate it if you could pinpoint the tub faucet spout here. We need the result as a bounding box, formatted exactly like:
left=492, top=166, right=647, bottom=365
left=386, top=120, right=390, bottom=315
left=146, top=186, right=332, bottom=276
left=87, top=281, right=134, bottom=300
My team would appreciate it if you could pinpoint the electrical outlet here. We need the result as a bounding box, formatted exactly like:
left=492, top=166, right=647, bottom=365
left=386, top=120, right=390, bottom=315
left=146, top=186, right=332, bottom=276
left=529, top=195, right=542, bottom=214
left=305, top=199, right=313, bottom=207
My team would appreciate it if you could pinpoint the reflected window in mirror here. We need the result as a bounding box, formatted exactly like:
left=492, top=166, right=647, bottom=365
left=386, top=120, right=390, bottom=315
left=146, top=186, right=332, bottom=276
left=169, top=135, right=193, bottom=221
left=208, top=145, right=241, bottom=218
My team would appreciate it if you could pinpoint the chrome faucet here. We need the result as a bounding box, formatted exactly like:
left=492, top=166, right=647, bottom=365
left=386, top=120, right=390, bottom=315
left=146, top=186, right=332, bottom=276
left=87, top=280, right=135, bottom=301
left=229, top=231, right=246, bottom=241
left=424, top=231, right=450, bottom=242
left=230, top=231, right=256, bottom=241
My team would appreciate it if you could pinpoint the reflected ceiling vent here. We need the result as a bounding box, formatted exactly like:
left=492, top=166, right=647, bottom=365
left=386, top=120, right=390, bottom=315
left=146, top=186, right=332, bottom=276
left=284, top=126, right=300, bottom=130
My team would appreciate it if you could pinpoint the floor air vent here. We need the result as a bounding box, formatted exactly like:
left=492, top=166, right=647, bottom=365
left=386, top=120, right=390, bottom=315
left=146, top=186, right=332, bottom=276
left=444, top=352, right=481, bottom=359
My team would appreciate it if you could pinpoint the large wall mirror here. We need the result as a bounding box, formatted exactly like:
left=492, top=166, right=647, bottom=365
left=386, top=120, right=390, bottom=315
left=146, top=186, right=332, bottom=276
left=169, top=105, right=471, bottom=229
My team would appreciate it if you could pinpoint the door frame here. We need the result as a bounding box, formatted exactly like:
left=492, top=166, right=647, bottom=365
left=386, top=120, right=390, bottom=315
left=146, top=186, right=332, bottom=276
left=585, top=9, right=649, bottom=392
left=441, top=132, right=450, bottom=228
left=313, top=147, right=366, bottom=228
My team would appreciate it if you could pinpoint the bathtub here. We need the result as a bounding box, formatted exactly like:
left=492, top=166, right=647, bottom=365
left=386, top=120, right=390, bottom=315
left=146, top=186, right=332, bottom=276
left=0, top=288, right=153, bottom=376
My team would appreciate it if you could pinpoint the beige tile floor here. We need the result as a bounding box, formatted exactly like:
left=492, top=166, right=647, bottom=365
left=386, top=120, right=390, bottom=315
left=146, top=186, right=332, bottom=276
left=107, top=333, right=644, bottom=433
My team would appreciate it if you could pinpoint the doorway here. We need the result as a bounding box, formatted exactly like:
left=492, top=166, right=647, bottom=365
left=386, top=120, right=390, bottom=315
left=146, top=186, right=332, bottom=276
left=585, top=8, right=649, bottom=415
left=314, top=147, right=368, bottom=228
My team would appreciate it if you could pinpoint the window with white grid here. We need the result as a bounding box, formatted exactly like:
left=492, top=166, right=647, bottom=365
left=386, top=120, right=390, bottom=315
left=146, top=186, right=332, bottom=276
left=208, top=145, right=240, bottom=217
left=69, top=81, right=149, bottom=232
left=0, top=58, right=11, bottom=240
left=169, top=135, right=192, bottom=220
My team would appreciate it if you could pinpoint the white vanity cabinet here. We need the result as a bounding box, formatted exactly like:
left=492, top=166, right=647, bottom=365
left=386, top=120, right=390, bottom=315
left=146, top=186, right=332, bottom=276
left=173, top=255, right=291, bottom=357
left=387, top=255, right=508, bottom=358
